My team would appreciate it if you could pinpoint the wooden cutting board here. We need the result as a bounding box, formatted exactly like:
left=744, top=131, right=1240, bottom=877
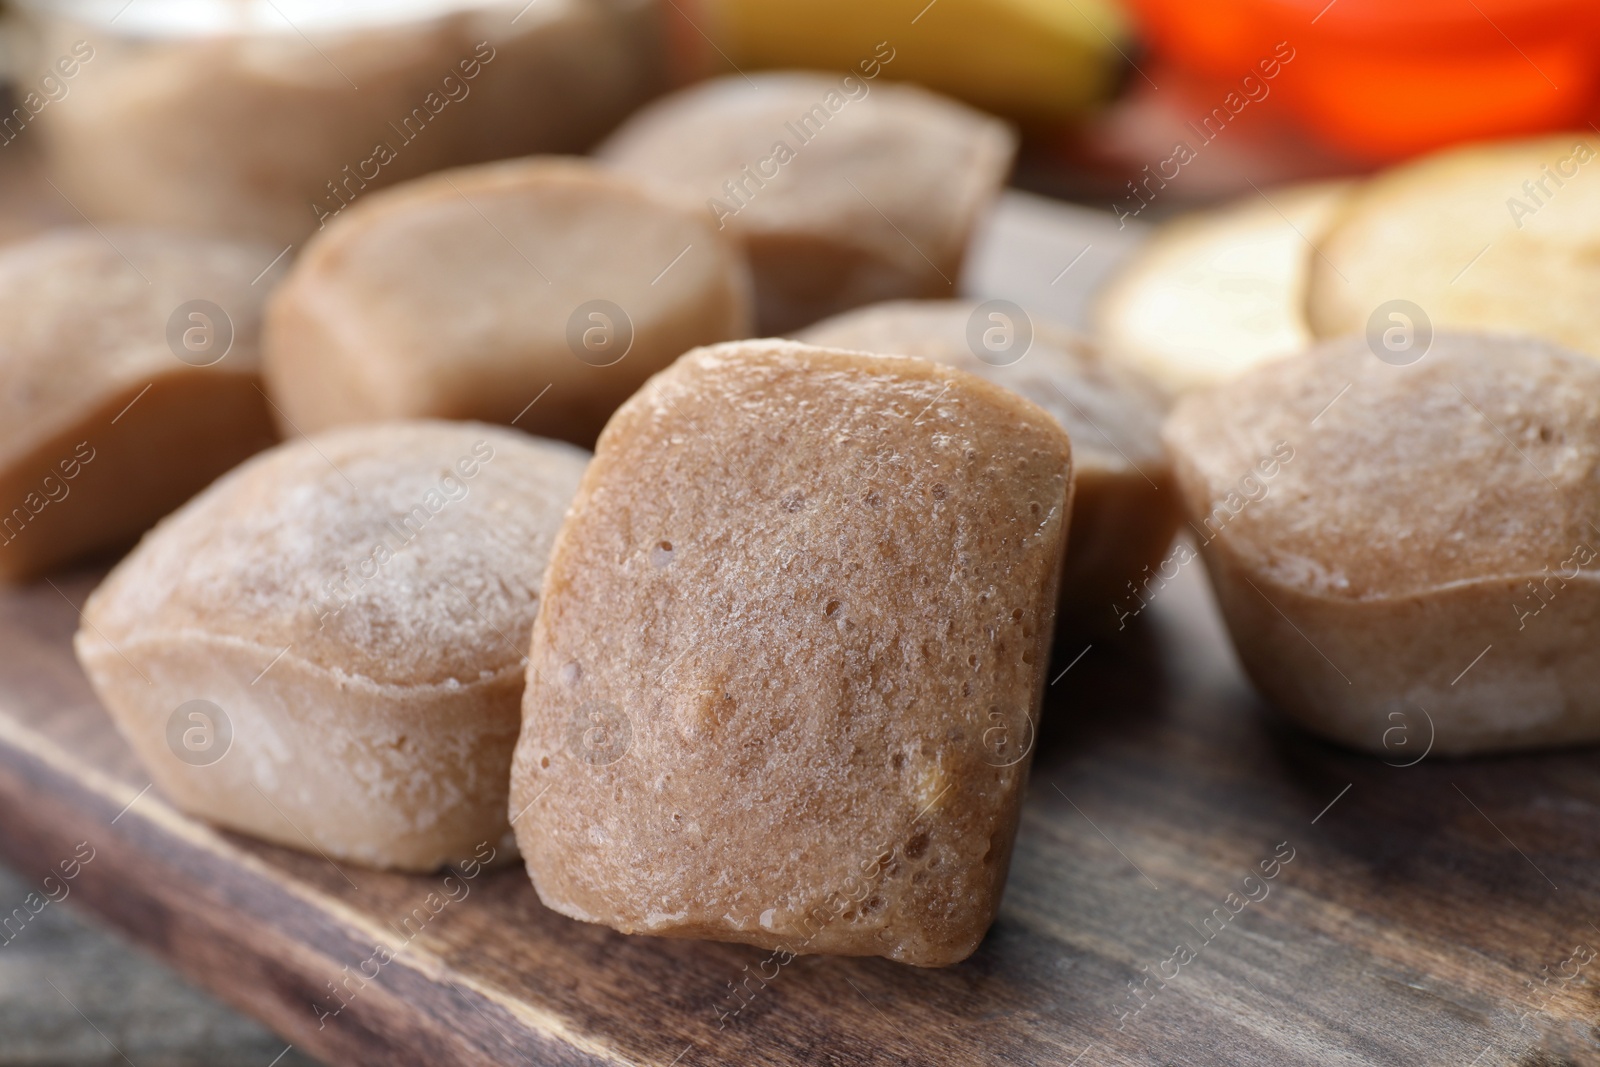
left=1, top=192, right=1597, bottom=1067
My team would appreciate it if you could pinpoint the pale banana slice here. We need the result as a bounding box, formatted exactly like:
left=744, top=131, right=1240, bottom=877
left=1307, top=135, right=1600, bottom=357
left=1095, top=181, right=1351, bottom=396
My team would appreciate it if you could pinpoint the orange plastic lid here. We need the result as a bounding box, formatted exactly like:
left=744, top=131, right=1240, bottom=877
left=1124, top=0, right=1600, bottom=159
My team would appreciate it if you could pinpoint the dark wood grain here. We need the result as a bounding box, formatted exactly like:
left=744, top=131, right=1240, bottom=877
left=0, top=192, right=1597, bottom=1067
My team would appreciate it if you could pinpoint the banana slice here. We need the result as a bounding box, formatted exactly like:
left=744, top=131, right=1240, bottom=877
left=1095, top=181, right=1351, bottom=396
left=1307, top=135, right=1600, bottom=357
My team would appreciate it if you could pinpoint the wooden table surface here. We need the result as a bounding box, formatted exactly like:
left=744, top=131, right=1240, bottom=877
left=1, top=190, right=1598, bottom=1067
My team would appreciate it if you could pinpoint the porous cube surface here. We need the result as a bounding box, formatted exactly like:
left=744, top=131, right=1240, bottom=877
left=798, top=299, right=1178, bottom=629
left=597, top=72, right=1016, bottom=333
left=76, top=421, right=588, bottom=871
left=510, top=340, right=1073, bottom=965
left=1164, top=332, right=1600, bottom=754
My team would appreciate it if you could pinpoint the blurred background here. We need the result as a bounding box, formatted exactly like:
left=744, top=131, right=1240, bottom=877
left=2, top=0, right=1595, bottom=1061
left=0, top=0, right=1596, bottom=243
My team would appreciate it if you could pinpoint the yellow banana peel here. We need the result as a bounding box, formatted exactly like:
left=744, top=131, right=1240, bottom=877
left=692, top=0, right=1130, bottom=124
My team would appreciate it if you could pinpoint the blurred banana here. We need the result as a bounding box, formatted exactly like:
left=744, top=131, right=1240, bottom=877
left=684, top=0, right=1130, bottom=124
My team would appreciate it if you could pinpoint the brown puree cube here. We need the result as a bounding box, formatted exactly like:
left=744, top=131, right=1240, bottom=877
left=75, top=422, right=588, bottom=872
left=0, top=228, right=281, bottom=582
left=509, top=340, right=1073, bottom=966
left=596, top=72, right=1016, bottom=334
left=262, top=157, right=753, bottom=447
left=29, top=0, right=666, bottom=245
left=1163, top=332, right=1600, bottom=756
left=798, top=299, right=1179, bottom=631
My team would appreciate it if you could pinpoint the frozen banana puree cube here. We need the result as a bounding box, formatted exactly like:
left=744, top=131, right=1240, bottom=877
left=510, top=339, right=1073, bottom=965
